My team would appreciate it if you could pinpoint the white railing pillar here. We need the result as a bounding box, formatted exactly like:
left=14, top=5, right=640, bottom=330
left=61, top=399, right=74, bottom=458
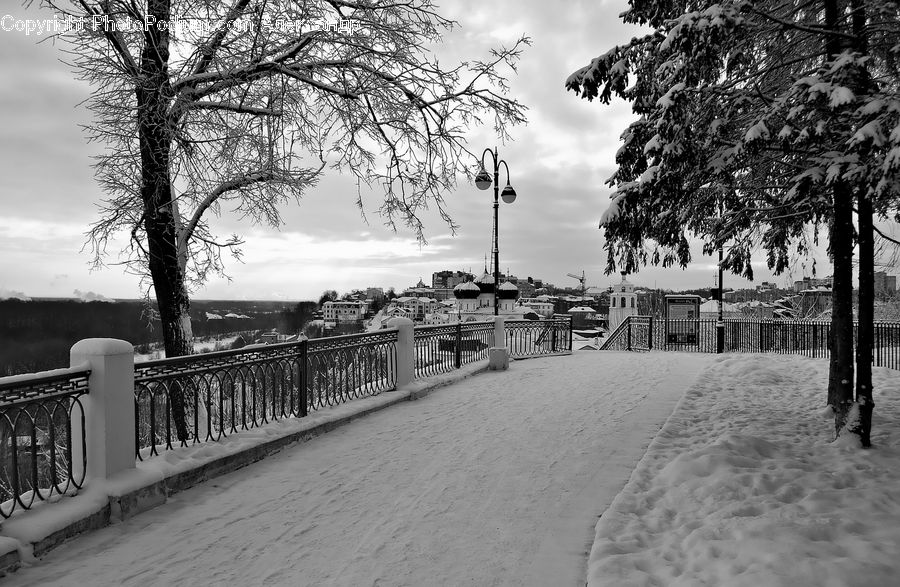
left=489, top=316, right=509, bottom=371
left=493, top=316, right=506, bottom=348
left=70, top=338, right=135, bottom=481
left=387, top=318, right=415, bottom=390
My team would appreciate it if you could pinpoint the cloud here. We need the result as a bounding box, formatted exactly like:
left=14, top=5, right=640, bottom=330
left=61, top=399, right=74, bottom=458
left=0, top=0, right=831, bottom=302
left=73, top=289, right=112, bottom=302
left=0, top=288, right=31, bottom=301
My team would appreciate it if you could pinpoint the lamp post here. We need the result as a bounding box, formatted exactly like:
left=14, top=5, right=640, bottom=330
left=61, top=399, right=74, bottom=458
left=716, top=243, right=725, bottom=353
left=475, top=147, right=517, bottom=315
left=714, top=196, right=725, bottom=354
left=705, top=195, right=726, bottom=353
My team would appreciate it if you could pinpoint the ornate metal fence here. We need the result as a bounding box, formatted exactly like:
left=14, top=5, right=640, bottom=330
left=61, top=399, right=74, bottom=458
left=414, top=324, right=459, bottom=378
left=307, top=331, right=398, bottom=409
left=601, top=316, right=900, bottom=370
left=134, top=330, right=398, bottom=459
left=0, top=366, right=90, bottom=518
left=460, top=321, right=495, bottom=363
left=505, top=316, right=573, bottom=357
left=413, top=321, right=495, bottom=378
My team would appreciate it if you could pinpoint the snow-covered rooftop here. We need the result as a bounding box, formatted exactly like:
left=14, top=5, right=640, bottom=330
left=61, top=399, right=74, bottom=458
left=454, top=281, right=480, bottom=291
left=475, top=272, right=495, bottom=284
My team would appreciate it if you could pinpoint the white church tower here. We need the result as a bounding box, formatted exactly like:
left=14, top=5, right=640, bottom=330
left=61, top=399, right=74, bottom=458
left=608, top=272, right=637, bottom=332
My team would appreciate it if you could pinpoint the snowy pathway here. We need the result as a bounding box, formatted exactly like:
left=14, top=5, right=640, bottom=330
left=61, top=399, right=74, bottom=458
left=6, top=352, right=712, bottom=587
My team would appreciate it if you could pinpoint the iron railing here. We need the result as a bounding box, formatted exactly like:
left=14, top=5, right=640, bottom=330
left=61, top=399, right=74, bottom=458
left=601, top=316, right=900, bottom=370
left=307, top=330, right=398, bottom=409
left=0, top=318, right=572, bottom=521
left=413, top=321, right=494, bottom=378
left=460, top=321, right=496, bottom=364
left=134, top=330, right=398, bottom=459
left=414, top=324, right=459, bottom=378
left=506, top=316, right=573, bottom=357
left=0, top=366, right=90, bottom=518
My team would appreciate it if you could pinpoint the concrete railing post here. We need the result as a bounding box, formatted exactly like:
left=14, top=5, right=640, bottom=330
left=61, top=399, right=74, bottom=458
left=493, top=316, right=505, bottom=348
left=70, top=338, right=135, bottom=481
left=387, top=317, right=415, bottom=390
left=489, top=316, right=509, bottom=371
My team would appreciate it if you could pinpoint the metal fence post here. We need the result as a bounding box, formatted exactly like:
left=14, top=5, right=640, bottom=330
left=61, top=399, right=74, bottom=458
left=455, top=321, right=462, bottom=369
left=299, top=337, right=308, bottom=417
left=626, top=317, right=632, bottom=351
left=648, top=317, right=654, bottom=351
left=551, top=322, right=558, bottom=352
left=812, top=323, right=819, bottom=358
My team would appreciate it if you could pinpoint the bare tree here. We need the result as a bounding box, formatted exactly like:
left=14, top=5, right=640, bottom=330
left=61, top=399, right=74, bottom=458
left=36, top=0, right=527, bottom=366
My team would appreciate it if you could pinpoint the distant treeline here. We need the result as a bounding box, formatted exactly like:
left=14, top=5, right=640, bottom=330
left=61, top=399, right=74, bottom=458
left=0, top=298, right=316, bottom=376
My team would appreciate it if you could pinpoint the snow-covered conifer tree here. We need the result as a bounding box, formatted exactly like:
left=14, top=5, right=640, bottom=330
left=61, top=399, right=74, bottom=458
left=567, top=0, right=900, bottom=445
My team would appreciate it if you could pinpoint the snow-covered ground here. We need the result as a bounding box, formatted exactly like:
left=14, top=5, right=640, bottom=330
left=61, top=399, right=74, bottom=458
left=133, top=335, right=241, bottom=362
left=587, top=354, right=900, bottom=587
left=3, top=352, right=709, bottom=587
left=5, top=352, right=900, bottom=587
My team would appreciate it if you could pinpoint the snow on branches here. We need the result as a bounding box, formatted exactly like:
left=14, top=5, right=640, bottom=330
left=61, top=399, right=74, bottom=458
left=567, top=0, right=900, bottom=278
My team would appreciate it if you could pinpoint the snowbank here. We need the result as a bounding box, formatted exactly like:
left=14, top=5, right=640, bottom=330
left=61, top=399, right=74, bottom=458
left=587, top=354, right=900, bottom=587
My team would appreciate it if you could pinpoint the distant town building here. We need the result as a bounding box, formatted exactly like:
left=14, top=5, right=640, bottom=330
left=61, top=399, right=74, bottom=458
left=568, top=306, right=602, bottom=330
left=393, top=296, right=441, bottom=322
left=517, top=297, right=555, bottom=317
left=432, top=270, right=474, bottom=289
left=608, top=273, right=638, bottom=331
left=516, top=281, right=536, bottom=298
left=401, top=278, right=460, bottom=300
left=450, top=272, right=524, bottom=320
left=874, top=271, right=897, bottom=294
left=322, top=300, right=369, bottom=328
left=555, top=296, right=598, bottom=314
left=366, top=287, right=385, bottom=301
left=260, top=330, right=301, bottom=344
left=699, top=300, right=743, bottom=319
left=793, top=276, right=832, bottom=292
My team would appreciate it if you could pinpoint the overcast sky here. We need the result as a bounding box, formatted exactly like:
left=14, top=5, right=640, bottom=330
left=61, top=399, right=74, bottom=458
left=0, top=1, right=832, bottom=302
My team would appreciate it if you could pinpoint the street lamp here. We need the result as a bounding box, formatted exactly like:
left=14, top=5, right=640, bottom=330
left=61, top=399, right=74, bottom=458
left=716, top=242, right=725, bottom=353
left=710, top=197, right=725, bottom=354
left=475, top=147, right=516, bottom=315
left=703, top=192, right=726, bottom=353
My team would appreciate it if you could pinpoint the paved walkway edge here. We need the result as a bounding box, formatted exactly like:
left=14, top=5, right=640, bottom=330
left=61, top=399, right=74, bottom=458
left=0, top=360, right=492, bottom=575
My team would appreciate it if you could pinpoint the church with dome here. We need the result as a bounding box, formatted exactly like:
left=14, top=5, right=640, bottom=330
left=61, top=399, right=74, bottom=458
left=452, top=269, right=524, bottom=320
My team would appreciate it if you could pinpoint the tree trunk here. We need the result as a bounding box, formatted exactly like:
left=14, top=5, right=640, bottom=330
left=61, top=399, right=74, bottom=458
left=822, top=0, right=854, bottom=438
left=138, top=0, right=191, bottom=442
left=850, top=0, right=874, bottom=447
left=828, top=180, right=855, bottom=436
left=855, top=193, right=875, bottom=446
left=842, top=0, right=876, bottom=446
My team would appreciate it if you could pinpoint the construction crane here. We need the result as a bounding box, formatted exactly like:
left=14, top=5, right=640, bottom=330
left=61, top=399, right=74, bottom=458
left=567, top=271, right=587, bottom=298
